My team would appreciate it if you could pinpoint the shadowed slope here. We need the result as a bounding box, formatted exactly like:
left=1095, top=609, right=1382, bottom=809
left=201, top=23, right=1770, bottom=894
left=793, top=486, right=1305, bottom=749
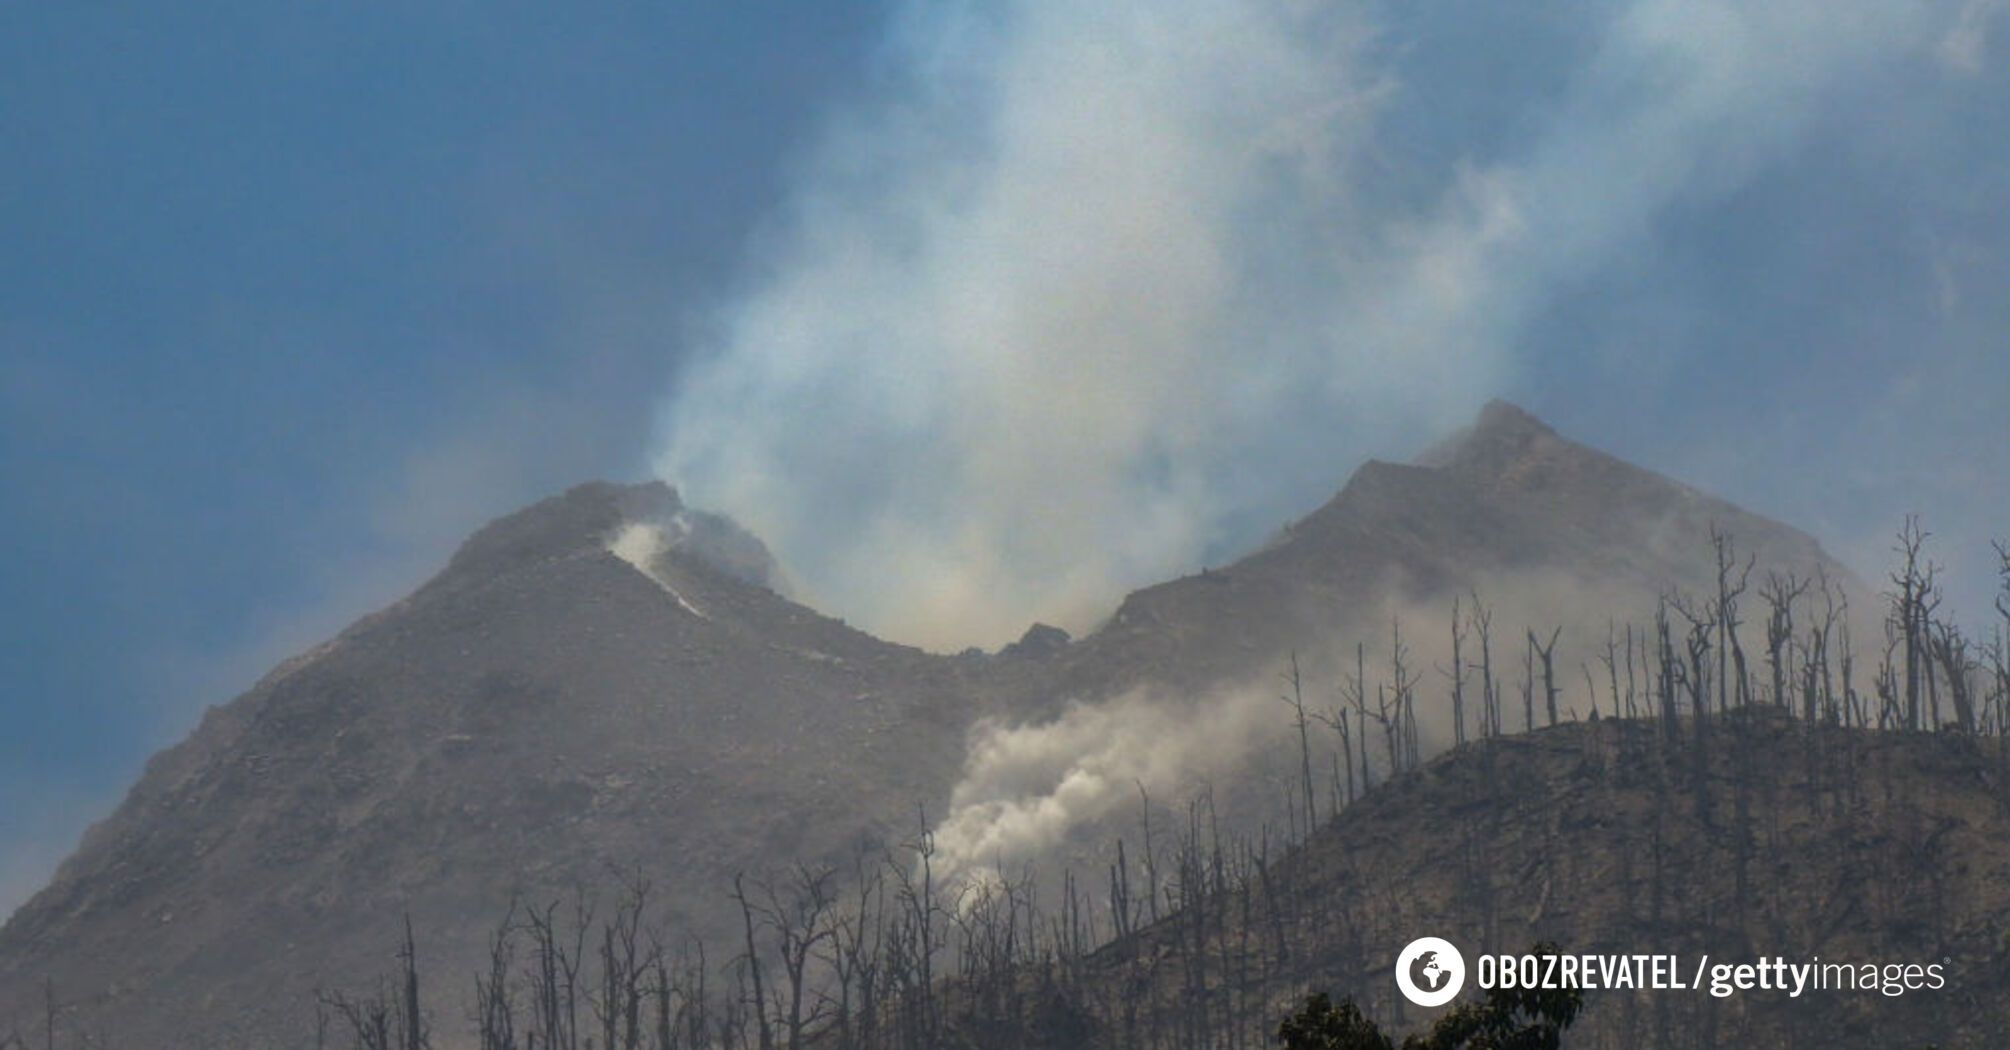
left=0, top=482, right=981, bottom=1047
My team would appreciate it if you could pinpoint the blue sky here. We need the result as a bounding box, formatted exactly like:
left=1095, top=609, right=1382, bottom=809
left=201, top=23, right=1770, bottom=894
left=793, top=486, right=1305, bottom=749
left=3, top=0, right=2007, bottom=914
left=0, top=3, right=893, bottom=908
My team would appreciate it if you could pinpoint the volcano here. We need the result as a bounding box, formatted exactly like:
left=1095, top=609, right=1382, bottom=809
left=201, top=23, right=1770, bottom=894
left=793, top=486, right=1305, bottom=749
left=0, top=403, right=1871, bottom=1047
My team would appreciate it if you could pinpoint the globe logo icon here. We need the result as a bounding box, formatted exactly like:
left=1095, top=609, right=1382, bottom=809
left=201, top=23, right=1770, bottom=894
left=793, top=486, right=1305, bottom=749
left=1410, top=950, right=1450, bottom=992
left=1395, top=936, right=1465, bottom=1007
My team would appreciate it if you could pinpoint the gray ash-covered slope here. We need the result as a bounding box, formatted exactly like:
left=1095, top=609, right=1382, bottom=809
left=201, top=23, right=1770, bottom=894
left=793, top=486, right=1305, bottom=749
left=961, top=402, right=1871, bottom=932
left=965, top=715, right=2010, bottom=1049
left=0, top=482, right=983, bottom=1047
left=0, top=402, right=1870, bottom=1046
left=1019, top=400, right=1857, bottom=708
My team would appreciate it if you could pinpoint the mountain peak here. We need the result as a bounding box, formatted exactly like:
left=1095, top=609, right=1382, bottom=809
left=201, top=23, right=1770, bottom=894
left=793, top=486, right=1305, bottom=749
left=1413, top=399, right=1560, bottom=472
left=1471, top=398, right=1555, bottom=441
left=430, top=481, right=781, bottom=593
left=439, top=480, right=679, bottom=582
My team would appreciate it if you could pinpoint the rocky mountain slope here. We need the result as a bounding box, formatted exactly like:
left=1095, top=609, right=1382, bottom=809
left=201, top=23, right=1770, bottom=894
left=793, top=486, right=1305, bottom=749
left=0, top=483, right=984, bottom=1046
left=0, top=403, right=1875, bottom=1047
left=1020, top=401, right=1853, bottom=706
left=939, top=402, right=1868, bottom=895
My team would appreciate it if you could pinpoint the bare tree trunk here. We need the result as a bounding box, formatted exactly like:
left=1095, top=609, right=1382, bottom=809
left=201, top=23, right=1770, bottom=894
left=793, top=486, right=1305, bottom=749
left=732, top=875, right=775, bottom=1050
left=1449, top=597, right=1468, bottom=746
left=1531, top=627, right=1561, bottom=728
left=1280, top=652, right=1318, bottom=831
left=1472, top=599, right=1497, bottom=738
left=400, top=914, right=424, bottom=1050
left=1894, top=518, right=1929, bottom=730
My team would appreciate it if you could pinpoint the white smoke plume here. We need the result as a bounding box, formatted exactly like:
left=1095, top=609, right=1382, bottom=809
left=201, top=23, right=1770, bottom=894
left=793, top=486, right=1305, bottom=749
left=927, top=549, right=1879, bottom=888
left=655, top=0, right=1968, bottom=651
left=931, top=685, right=1283, bottom=887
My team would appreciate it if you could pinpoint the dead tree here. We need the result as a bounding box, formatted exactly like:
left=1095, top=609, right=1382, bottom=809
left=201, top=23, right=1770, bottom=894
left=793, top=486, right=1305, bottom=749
left=647, top=953, right=673, bottom=1050
left=1109, top=837, right=1136, bottom=941
left=1931, top=620, right=1977, bottom=735
left=1891, top=518, right=1934, bottom=730
left=670, top=938, right=711, bottom=1050
left=1599, top=623, right=1622, bottom=725
left=1994, top=542, right=2010, bottom=739
left=1876, top=637, right=1903, bottom=730
left=592, top=879, right=654, bottom=1050
left=731, top=874, right=776, bottom=1050
left=1761, top=572, right=1807, bottom=713
left=1311, top=700, right=1355, bottom=808
left=1346, top=643, right=1374, bottom=790
left=523, top=897, right=589, bottom=1050
left=886, top=808, right=942, bottom=1047
left=1446, top=596, right=1470, bottom=746
left=1997, top=540, right=2010, bottom=629
left=1521, top=633, right=1536, bottom=734
left=1470, top=597, right=1498, bottom=739
left=1530, top=627, right=1562, bottom=728
left=825, top=851, right=886, bottom=1050
left=1711, top=528, right=1756, bottom=711
left=1136, top=784, right=1161, bottom=922
left=474, top=903, right=519, bottom=1050
left=1279, top=652, right=1319, bottom=830
left=1388, top=619, right=1420, bottom=770
left=399, top=915, right=425, bottom=1050
left=1818, top=571, right=1856, bottom=727
left=1376, top=682, right=1399, bottom=785
left=761, top=865, right=838, bottom=1050
left=1673, top=594, right=1717, bottom=820
left=323, top=990, right=392, bottom=1050
left=1655, top=599, right=1681, bottom=746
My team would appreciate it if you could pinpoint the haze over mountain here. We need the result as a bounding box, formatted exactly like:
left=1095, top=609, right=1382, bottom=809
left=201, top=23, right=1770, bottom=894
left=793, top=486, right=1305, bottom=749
left=0, top=405, right=1872, bottom=1046
left=10, top=0, right=2007, bottom=964
left=926, top=401, right=1868, bottom=887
